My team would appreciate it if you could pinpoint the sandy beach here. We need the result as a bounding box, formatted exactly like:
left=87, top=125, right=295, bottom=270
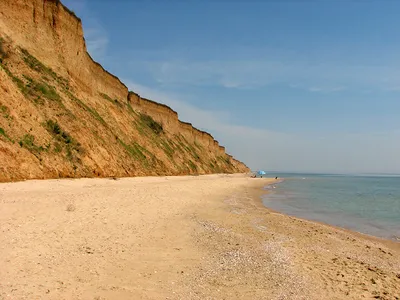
left=0, top=174, right=399, bottom=299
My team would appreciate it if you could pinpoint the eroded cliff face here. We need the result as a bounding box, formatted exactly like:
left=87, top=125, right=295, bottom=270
left=0, top=0, right=249, bottom=182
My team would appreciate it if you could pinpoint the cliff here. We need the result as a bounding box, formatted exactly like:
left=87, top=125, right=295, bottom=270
left=0, top=0, right=249, bottom=181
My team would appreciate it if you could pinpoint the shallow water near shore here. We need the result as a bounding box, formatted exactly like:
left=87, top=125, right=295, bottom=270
left=262, top=173, right=400, bottom=241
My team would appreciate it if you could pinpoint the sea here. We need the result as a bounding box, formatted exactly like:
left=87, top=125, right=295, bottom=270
left=261, top=173, right=400, bottom=241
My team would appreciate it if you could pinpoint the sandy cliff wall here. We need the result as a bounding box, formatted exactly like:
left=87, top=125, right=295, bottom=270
left=0, top=0, right=235, bottom=155
left=0, top=0, right=128, bottom=97
left=0, top=0, right=249, bottom=181
left=128, top=93, right=227, bottom=155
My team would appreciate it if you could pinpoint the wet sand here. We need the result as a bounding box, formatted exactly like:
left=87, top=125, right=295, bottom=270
left=0, top=174, right=399, bottom=299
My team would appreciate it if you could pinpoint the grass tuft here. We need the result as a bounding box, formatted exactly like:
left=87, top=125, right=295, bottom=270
left=175, top=134, right=201, bottom=161
left=0, top=66, right=61, bottom=104
left=127, top=102, right=136, bottom=115
left=44, top=120, right=82, bottom=161
left=0, top=127, right=7, bottom=139
left=118, top=138, right=147, bottom=161
left=0, top=104, right=11, bottom=119
left=0, top=37, right=8, bottom=62
left=0, top=64, right=27, bottom=94
left=54, top=141, right=62, bottom=153
left=66, top=91, right=107, bottom=126
left=0, top=104, right=7, bottom=113
left=20, top=48, right=69, bottom=87
left=100, top=92, right=113, bottom=102
left=35, top=82, right=60, bottom=102
left=188, top=160, right=198, bottom=172
left=139, top=113, right=163, bottom=135
left=117, top=138, right=162, bottom=169
left=160, top=139, right=174, bottom=159
left=21, top=48, right=56, bottom=76
left=99, top=92, right=122, bottom=107
left=19, top=134, right=44, bottom=154
left=194, top=140, right=203, bottom=150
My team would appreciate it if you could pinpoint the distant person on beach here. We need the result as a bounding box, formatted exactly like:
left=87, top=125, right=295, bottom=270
left=275, top=176, right=278, bottom=179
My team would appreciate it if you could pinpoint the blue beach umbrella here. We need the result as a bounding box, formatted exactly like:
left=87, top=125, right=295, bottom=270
left=257, top=170, right=266, bottom=176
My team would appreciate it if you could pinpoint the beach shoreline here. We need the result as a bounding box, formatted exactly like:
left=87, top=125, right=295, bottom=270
left=261, top=177, right=400, bottom=246
left=1, top=174, right=399, bottom=299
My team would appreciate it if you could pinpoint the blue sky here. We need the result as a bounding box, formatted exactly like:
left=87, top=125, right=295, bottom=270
left=63, top=0, right=400, bottom=174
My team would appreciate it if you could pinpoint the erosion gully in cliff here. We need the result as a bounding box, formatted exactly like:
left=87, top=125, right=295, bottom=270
left=0, top=0, right=249, bottom=182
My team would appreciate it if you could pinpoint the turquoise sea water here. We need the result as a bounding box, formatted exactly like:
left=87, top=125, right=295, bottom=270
left=261, top=173, right=400, bottom=241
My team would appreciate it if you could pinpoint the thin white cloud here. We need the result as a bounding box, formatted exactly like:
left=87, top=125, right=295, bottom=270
left=220, top=80, right=241, bottom=89
left=133, top=59, right=400, bottom=92
left=125, top=81, right=232, bottom=128
left=85, top=25, right=109, bottom=59
left=125, top=80, right=400, bottom=174
left=308, top=86, right=346, bottom=93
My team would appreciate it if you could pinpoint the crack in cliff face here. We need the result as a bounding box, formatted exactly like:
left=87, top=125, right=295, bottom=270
left=0, top=0, right=249, bottom=182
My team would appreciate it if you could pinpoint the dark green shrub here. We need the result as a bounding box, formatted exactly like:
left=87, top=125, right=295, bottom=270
left=45, top=120, right=62, bottom=135
left=19, top=134, right=44, bottom=153
left=45, top=120, right=76, bottom=145
left=53, top=142, right=62, bottom=153
left=0, top=38, right=8, bottom=61
left=35, top=82, right=60, bottom=101
left=139, top=113, right=163, bottom=135
left=44, top=120, right=82, bottom=160
left=100, top=92, right=123, bottom=107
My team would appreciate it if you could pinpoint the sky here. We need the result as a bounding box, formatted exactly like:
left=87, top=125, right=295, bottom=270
left=63, top=0, right=400, bottom=174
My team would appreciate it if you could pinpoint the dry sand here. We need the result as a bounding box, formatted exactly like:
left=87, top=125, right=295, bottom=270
left=0, top=174, right=399, bottom=299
